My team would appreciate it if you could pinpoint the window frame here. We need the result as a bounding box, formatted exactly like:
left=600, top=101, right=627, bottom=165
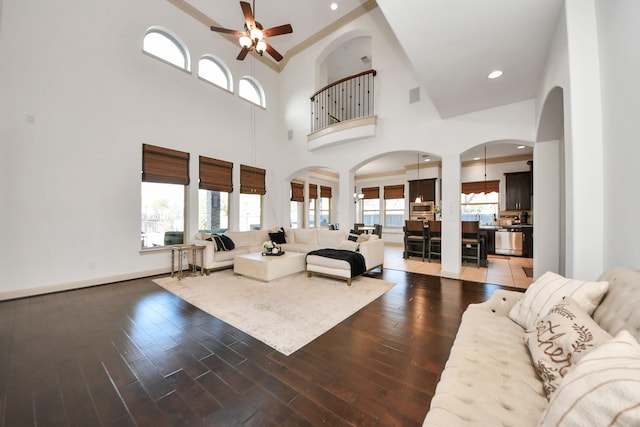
left=142, top=27, right=191, bottom=72
left=198, top=54, right=233, bottom=92
left=239, top=76, right=266, bottom=108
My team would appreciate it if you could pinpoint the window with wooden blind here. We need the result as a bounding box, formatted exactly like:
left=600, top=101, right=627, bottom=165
left=142, top=144, right=190, bottom=185
left=290, top=182, right=304, bottom=202
left=361, top=186, right=380, bottom=226
left=320, top=185, right=332, bottom=198
left=141, top=144, right=189, bottom=249
left=240, top=164, right=266, bottom=195
left=239, top=164, right=265, bottom=231
left=198, top=156, right=232, bottom=234
left=461, top=180, right=500, bottom=225
left=199, top=156, right=233, bottom=192
left=362, top=186, right=380, bottom=199
left=384, top=184, right=405, bottom=227
left=461, top=180, right=499, bottom=195
left=308, top=184, right=318, bottom=199
left=383, top=184, right=404, bottom=199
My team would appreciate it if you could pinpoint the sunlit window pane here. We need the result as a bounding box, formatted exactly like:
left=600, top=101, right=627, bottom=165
left=141, top=182, right=185, bottom=248
left=239, top=193, right=261, bottom=231
left=239, top=77, right=264, bottom=107
left=143, top=30, right=188, bottom=69
left=199, top=190, right=229, bottom=233
left=460, top=192, right=499, bottom=225
left=199, top=57, right=230, bottom=89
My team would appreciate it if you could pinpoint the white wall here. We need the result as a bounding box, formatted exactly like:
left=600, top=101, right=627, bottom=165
left=3, top=0, right=602, bottom=298
left=0, top=0, right=284, bottom=297
left=596, top=0, right=640, bottom=271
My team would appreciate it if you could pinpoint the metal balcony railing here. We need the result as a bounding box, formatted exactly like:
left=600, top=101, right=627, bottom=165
left=310, top=69, right=377, bottom=134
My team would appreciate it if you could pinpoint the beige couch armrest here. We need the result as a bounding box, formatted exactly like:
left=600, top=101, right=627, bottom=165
left=358, top=238, right=384, bottom=270
left=471, top=289, right=524, bottom=317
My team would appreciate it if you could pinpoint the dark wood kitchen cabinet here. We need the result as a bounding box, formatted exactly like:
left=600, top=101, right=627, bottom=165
left=505, top=171, right=532, bottom=210
left=409, top=178, right=436, bottom=202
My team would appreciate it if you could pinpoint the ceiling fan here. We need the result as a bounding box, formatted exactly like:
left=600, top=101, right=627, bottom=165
left=210, top=1, right=293, bottom=62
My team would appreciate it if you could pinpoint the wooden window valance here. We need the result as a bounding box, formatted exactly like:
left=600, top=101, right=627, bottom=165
left=462, top=180, right=500, bottom=195
left=199, top=156, right=233, bottom=193
left=384, top=184, right=404, bottom=199
left=291, top=182, right=304, bottom=202
left=309, top=184, right=318, bottom=199
left=362, top=186, right=380, bottom=199
left=142, top=144, right=190, bottom=185
left=320, top=185, right=332, bottom=198
left=240, top=164, right=266, bottom=195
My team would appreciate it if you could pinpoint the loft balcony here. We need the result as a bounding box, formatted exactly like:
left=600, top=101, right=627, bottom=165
left=308, top=70, right=377, bottom=150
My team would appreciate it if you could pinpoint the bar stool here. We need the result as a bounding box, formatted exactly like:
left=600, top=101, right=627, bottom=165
left=461, top=221, right=481, bottom=267
left=404, top=220, right=428, bottom=260
left=427, top=220, right=442, bottom=262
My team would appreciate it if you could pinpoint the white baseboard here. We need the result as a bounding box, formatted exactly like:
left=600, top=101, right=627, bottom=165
left=0, top=268, right=170, bottom=301
left=440, top=270, right=461, bottom=279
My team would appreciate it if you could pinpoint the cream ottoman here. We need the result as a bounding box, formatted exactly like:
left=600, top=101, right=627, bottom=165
left=234, top=252, right=306, bottom=282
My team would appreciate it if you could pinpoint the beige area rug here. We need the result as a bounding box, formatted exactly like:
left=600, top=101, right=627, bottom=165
left=153, top=270, right=395, bottom=356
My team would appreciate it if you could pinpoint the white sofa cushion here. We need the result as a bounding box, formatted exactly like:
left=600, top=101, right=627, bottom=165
left=224, top=230, right=259, bottom=248
left=293, top=228, right=317, bottom=245
left=524, top=298, right=612, bottom=399
left=540, top=330, right=640, bottom=426
left=424, top=302, right=547, bottom=426
left=317, top=229, right=346, bottom=247
left=509, top=271, right=609, bottom=330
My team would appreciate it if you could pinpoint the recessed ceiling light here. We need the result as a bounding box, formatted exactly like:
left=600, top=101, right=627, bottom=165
left=423, top=158, right=431, bottom=162
left=488, top=70, right=503, bottom=79
left=517, top=145, right=526, bottom=149
left=330, top=3, right=338, bottom=11
left=473, top=157, right=481, bottom=161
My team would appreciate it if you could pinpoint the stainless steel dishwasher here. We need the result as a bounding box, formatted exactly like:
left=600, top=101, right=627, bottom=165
left=495, top=230, right=523, bottom=256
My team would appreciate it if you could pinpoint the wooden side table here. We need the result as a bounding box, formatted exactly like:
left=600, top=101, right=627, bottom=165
left=170, top=245, right=205, bottom=279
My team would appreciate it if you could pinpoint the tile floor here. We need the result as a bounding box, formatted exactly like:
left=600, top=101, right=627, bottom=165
left=383, top=244, right=534, bottom=289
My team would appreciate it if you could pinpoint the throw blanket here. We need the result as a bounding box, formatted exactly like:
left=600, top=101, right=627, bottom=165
left=306, top=249, right=367, bottom=278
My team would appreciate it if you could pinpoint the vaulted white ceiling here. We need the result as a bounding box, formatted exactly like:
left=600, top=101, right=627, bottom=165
left=175, top=0, right=559, bottom=171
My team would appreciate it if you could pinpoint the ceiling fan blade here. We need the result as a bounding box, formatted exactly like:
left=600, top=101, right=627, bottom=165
left=210, top=26, right=244, bottom=36
left=237, top=47, right=250, bottom=60
left=265, top=42, right=283, bottom=62
left=240, top=1, right=255, bottom=28
left=262, top=24, right=293, bottom=38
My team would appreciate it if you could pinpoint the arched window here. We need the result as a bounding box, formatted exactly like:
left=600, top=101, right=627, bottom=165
left=239, top=76, right=265, bottom=107
left=142, top=27, right=190, bottom=71
left=198, top=55, right=232, bottom=91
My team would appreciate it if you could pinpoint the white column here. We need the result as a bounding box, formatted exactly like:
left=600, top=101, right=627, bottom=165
left=533, top=140, right=561, bottom=277
left=564, top=0, right=604, bottom=279
left=440, top=154, right=461, bottom=279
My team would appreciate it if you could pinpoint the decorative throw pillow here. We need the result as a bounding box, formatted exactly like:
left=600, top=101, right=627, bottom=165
left=540, top=330, right=640, bottom=426
left=508, top=271, right=609, bottom=330
left=207, top=234, right=235, bottom=251
left=525, top=298, right=612, bottom=399
left=356, top=233, right=370, bottom=243
left=268, top=227, right=287, bottom=244
left=348, top=230, right=360, bottom=242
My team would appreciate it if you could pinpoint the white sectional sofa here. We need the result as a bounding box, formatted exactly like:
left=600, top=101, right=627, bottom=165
left=192, top=228, right=384, bottom=281
left=423, top=266, right=640, bottom=426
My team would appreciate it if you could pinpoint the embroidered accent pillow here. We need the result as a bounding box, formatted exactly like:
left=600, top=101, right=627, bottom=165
left=348, top=230, right=360, bottom=242
left=338, top=240, right=359, bottom=252
left=540, top=330, right=640, bottom=426
left=525, top=298, right=612, bottom=399
left=509, top=271, right=609, bottom=330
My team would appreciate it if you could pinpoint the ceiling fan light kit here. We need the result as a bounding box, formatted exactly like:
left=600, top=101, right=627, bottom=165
left=210, top=1, right=293, bottom=62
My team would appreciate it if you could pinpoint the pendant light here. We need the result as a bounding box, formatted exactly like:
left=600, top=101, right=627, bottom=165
left=415, top=152, right=422, bottom=203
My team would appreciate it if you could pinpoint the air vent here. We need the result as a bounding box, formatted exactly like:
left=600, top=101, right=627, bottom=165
left=409, top=87, right=420, bottom=104
left=361, top=55, right=371, bottom=64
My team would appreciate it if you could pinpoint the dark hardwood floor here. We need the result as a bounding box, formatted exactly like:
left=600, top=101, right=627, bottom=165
left=0, top=269, right=522, bottom=427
